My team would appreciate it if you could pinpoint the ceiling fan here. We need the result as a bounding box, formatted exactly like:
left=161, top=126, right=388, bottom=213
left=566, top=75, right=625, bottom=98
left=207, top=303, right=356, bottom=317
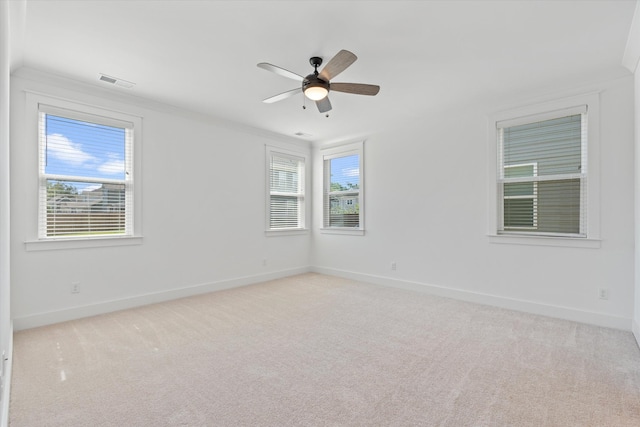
left=257, top=49, right=380, bottom=113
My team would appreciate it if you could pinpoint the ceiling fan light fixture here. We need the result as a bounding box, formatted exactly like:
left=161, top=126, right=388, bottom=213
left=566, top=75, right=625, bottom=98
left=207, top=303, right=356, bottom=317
left=304, top=83, right=328, bottom=101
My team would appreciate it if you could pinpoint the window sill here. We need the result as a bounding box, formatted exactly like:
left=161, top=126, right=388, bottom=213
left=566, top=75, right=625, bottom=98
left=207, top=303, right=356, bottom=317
left=320, top=228, right=365, bottom=236
left=488, top=234, right=600, bottom=249
left=25, top=235, right=143, bottom=251
left=265, top=229, right=309, bottom=237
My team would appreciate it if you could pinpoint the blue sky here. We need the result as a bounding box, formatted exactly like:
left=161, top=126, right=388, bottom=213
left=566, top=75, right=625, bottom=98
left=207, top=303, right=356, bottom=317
left=330, top=154, right=360, bottom=188
left=45, top=114, right=126, bottom=193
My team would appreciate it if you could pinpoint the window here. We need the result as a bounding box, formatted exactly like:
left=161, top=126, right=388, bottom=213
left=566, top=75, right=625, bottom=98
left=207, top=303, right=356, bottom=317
left=266, top=147, right=307, bottom=232
left=38, top=102, right=137, bottom=240
left=322, top=141, right=364, bottom=234
left=497, top=110, right=586, bottom=237
left=489, top=92, right=600, bottom=247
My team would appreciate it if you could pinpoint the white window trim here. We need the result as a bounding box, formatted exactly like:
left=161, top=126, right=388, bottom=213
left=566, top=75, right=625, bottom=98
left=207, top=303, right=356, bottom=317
left=265, top=145, right=309, bottom=236
left=487, top=92, right=601, bottom=248
left=320, top=141, right=365, bottom=236
left=24, top=92, right=143, bottom=251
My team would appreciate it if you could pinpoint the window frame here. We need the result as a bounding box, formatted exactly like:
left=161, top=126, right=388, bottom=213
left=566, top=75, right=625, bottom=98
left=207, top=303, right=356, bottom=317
left=265, top=146, right=309, bottom=236
left=25, top=93, right=143, bottom=251
left=320, top=141, right=364, bottom=236
left=487, top=93, right=600, bottom=248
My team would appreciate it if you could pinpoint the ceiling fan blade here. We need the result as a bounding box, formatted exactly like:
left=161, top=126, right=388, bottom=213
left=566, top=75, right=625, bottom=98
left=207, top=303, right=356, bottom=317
left=257, top=63, right=304, bottom=81
left=316, top=97, right=332, bottom=113
left=263, top=87, right=302, bottom=103
left=319, top=50, right=357, bottom=81
left=330, top=82, right=380, bottom=96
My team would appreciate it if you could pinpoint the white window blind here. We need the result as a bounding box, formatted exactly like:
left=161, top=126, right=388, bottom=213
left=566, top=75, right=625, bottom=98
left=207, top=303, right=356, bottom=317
left=497, top=108, right=587, bottom=237
left=267, top=150, right=305, bottom=230
left=323, top=144, right=363, bottom=229
left=38, top=105, right=134, bottom=239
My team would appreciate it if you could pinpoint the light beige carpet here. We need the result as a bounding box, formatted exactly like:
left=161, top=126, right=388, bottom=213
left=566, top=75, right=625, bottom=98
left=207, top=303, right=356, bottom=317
left=9, top=273, right=640, bottom=426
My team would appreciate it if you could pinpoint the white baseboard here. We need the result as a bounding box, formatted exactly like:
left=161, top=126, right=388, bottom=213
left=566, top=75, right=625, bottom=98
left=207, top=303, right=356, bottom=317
left=13, top=265, right=632, bottom=332
left=312, top=266, right=632, bottom=331
left=633, top=320, right=640, bottom=349
left=13, top=267, right=311, bottom=331
left=1, top=321, right=13, bottom=427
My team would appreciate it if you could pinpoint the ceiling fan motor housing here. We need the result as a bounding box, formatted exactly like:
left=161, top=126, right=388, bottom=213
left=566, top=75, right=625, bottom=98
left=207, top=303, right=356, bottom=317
left=303, top=56, right=330, bottom=99
left=303, top=74, right=329, bottom=92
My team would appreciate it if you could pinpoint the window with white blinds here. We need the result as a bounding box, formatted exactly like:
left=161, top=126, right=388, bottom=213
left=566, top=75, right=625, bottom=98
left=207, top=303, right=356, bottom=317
left=266, top=148, right=306, bottom=231
left=322, top=141, right=364, bottom=232
left=497, top=106, right=587, bottom=237
left=38, top=104, right=135, bottom=239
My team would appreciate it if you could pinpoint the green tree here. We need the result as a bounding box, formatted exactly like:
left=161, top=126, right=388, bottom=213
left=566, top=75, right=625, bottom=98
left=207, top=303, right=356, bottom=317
left=330, top=182, right=359, bottom=191
left=47, top=181, right=78, bottom=198
left=330, top=182, right=346, bottom=191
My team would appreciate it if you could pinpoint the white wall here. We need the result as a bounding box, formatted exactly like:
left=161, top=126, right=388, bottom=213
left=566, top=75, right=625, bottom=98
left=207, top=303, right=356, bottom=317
left=634, top=67, right=640, bottom=344
left=0, top=0, right=11, bottom=423
left=313, top=76, right=635, bottom=330
left=632, top=0, right=640, bottom=345
left=10, top=69, right=312, bottom=329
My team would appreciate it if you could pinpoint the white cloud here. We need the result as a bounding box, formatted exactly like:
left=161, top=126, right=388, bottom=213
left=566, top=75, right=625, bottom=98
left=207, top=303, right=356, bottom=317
left=342, top=167, right=359, bottom=177
left=98, top=158, right=124, bottom=175
left=47, top=133, right=96, bottom=166
left=47, top=134, right=125, bottom=177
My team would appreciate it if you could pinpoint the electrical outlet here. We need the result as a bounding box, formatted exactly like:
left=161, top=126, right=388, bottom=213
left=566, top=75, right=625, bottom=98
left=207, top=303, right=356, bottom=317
left=391, top=262, right=397, bottom=271
left=70, top=282, right=80, bottom=294
left=598, top=288, right=609, bottom=300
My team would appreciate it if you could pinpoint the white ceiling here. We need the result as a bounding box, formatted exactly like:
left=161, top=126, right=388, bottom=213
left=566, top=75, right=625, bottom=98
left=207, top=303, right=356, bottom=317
left=9, top=0, right=637, bottom=143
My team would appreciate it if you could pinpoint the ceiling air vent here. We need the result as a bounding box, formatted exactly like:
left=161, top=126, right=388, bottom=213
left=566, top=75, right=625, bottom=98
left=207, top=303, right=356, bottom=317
left=98, top=73, right=135, bottom=89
